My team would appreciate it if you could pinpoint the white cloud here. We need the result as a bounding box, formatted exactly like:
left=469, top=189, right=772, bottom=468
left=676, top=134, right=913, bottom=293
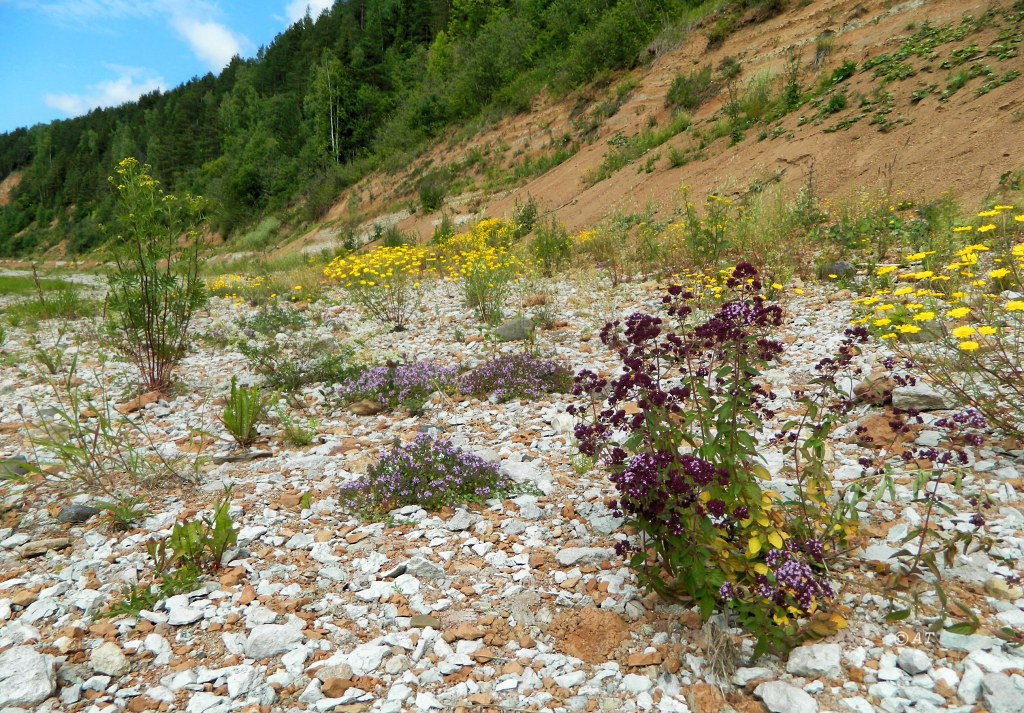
left=13, top=0, right=161, bottom=24
left=170, top=13, right=243, bottom=70
left=43, top=65, right=165, bottom=117
left=13, top=1, right=249, bottom=71
left=284, top=0, right=332, bottom=24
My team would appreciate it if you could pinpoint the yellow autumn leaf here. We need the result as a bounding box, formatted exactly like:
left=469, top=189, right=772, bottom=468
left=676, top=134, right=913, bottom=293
left=768, top=531, right=784, bottom=549
left=750, top=464, right=771, bottom=480
left=748, top=536, right=763, bottom=557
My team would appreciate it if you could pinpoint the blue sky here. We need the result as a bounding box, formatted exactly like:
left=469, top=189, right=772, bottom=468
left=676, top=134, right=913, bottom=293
left=0, top=0, right=334, bottom=134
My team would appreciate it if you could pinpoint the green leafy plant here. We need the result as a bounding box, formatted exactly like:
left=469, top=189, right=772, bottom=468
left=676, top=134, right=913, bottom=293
left=237, top=335, right=361, bottom=391
left=30, top=339, right=65, bottom=375
left=667, top=65, right=716, bottom=112
left=511, top=194, right=539, bottom=238
left=156, top=488, right=238, bottom=573
left=241, top=303, right=308, bottom=335
left=5, top=287, right=94, bottom=328
left=221, top=377, right=274, bottom=448
left=279, top=409, right=319, bottom=447
left=95, top=495, right=150, bottom=531
left=531, top=217, right=572, bottom=276
left=23, top=356, right=201, bottom=497
left=107, top=489, right=237, bottom=617
left=105, top=157, right=207, bottom=391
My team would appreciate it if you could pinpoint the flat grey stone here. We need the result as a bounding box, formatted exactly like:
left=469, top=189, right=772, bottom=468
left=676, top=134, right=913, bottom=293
left=732, top=667, right=774, bottom=686
left=555, top=547, right=614, bottom=567
left=244, top=624, right=304, bottom=660
left=90, top=642, right=129, bottom=676
left=897, top=647, right=931, bottom=675
left=940, top=630, right=1002, bottom=652
left=167, top=605, right=205, bottom=626
left=0, top=646, right=56, bottom=707
left=57, top=504, right=100, bottom=524
left=409, top=614, right=441, bottom=629
left=406, top=557, right=445, bottom=580
left=839, top=697, right=875, bottom=713
left=892, top=384, right=955, bottom=412
left=817, top=260, right=855, bottom=279
left=787, top=643, right=842, bottom=678
left=446, top=509, right=474, bottom=532
left=982, top=673, right=1024, bottom=713
left=185, top=691, right=231, bottom=713
left=755, top=681, right=817, bottom=713
left=496, top=317, right=534, bottom=342
left=551, top=413, right=575, bottom=435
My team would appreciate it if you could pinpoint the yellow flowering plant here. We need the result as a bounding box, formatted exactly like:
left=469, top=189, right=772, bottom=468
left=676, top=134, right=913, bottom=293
left=324, top=245, right=431, bottom=330
left=445, top=244, right=524, bottom=324
left=105, top=157, right=207, bottom=391
left=855, top=213, right=1024, bottom=436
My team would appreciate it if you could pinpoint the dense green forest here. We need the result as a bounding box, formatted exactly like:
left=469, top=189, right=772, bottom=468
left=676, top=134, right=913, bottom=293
left=0, top=0, right=768, bottom=256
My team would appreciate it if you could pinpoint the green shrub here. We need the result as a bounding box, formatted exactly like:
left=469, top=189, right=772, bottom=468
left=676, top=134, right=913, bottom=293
left=739, top=70, right=779, bottom=123
left=418, top=168, right=452, bottom=212
left=232, top=216, right=283, bottom=252
left=667, top=65, right=715, bottom=112
left=531, top=217, right=572, bottom=276
left=829, top=61, right=858, bottom=85
left=108, top=489, right=238, bottom=616
left=825, top=93, right=848, bottom=114
left=511, top=194, right=539, bottom=238
left=237, top=336, right=361, bottom=392
left=153, top=488, right=238, bottom=574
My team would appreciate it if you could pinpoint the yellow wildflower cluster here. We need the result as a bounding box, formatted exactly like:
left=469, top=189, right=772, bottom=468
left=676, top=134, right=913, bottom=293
left=323, top=245, right=430, bottom=289
left=444, top=244, right=525, bottom=323
left=435, top=218, right=518, bottom=257
left=854, top=213, right=1024, bottom=350
left=323, top=245, right=432, bottom=328
left=571, top=229, right=599, bottom=246
left=207, top=274, right=267, bottom=306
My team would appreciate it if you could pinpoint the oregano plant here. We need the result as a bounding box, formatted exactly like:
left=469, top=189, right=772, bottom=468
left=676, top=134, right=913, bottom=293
left=571, top=263, right=857, bottom=656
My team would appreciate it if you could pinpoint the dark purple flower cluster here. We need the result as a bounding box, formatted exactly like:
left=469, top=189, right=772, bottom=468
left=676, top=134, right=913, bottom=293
left=570, top=263, right=785, bottom=463
left=719, top=546, right=833, bottom=615
left=337, top=357, right=458, bottom=411
left=606, top=447, right=734, bottom=533
left=460, top=352, right=573, bottom=403
left=891, top=407, right=988, bottom=469
left=340, top=433, right=523, bottom=516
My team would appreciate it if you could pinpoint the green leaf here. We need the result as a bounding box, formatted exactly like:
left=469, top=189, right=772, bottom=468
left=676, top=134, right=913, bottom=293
left=944, top=621, right=978, bottom=635
left=884, top=609, right=912, bottom=621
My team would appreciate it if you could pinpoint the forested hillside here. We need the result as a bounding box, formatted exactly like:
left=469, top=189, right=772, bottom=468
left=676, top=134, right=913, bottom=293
left=0, top=0, right=762, bottom=256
